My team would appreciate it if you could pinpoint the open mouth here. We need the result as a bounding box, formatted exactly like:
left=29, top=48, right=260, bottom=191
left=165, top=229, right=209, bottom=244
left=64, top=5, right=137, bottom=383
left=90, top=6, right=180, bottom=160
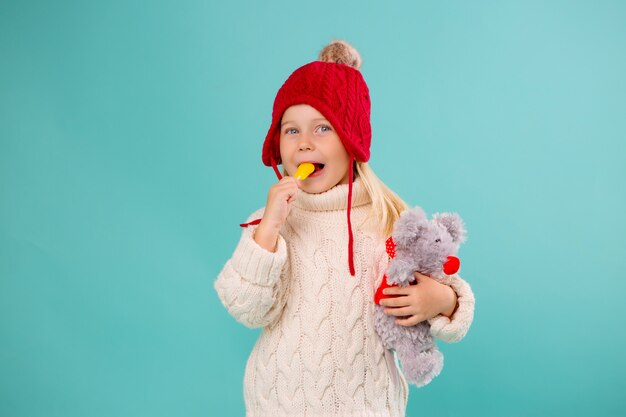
left=310, top=163, right=325, bottom=176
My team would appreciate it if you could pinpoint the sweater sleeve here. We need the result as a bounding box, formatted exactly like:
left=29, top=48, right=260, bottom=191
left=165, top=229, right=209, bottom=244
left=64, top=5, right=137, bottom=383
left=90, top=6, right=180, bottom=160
left=427, top=273, right=475, bottom=343
left=213, top=208, right=291, bottom=329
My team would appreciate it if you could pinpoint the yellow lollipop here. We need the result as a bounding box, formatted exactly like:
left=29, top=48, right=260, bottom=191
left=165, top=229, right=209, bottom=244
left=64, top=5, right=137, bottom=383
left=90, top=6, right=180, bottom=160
left=294, top=162, right=315, bottom=180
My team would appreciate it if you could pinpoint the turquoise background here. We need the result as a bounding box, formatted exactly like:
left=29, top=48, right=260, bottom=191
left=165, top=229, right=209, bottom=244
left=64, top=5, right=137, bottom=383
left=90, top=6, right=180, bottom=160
left=1, top=0, right=625, bottom=416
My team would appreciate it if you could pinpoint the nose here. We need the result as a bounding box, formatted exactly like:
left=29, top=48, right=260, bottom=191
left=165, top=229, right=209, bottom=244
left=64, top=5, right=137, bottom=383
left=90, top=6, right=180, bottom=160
left=297, top=133, right=314, bottom=151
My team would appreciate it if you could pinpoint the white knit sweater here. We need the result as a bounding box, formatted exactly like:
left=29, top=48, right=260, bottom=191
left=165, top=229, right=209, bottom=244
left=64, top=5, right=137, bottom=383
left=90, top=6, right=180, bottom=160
left=214, top=178, right=475, bottom=417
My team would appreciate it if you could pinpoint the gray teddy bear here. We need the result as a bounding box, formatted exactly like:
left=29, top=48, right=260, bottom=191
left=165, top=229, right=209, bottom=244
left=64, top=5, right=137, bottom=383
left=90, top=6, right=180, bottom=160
left=374, top=206, right=467, bottom=387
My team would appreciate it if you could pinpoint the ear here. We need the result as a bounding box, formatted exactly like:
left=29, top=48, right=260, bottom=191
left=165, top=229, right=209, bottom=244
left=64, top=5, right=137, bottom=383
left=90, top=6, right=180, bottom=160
left=433, top=212, right=467, bottom=244
left=392, top=206, right=427, bottom=246
left=408, top=206, right=427, bottom=221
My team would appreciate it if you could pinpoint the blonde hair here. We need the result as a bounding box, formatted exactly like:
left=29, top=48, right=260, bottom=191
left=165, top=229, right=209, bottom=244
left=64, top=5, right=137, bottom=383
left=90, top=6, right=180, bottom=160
left=355, top=161, right=409, bottom=238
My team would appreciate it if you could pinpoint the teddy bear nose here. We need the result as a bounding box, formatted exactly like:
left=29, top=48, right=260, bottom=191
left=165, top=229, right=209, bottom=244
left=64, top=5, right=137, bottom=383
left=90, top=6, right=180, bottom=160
left=443, top=256, right=460, bottom=275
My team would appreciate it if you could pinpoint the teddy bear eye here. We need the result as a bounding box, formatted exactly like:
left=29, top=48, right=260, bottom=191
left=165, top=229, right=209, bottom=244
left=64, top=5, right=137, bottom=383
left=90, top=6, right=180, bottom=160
left=435, top=239, right=441, bottom=243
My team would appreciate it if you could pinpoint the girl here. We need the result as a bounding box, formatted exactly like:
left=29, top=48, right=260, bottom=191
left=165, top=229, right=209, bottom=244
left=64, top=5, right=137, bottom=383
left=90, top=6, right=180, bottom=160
left=214, top=39, right=475, bottom=417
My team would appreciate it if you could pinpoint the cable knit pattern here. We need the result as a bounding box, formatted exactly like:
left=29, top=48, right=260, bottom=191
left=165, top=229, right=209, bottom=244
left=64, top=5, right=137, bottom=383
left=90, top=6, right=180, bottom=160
left=426, top=273, right=475, bottom=343
left=214, top=178, right=475, bottom=416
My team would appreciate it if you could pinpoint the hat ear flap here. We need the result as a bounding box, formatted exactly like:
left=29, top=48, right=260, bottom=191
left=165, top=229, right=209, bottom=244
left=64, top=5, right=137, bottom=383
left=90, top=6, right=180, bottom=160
left=433, top=212, right=467, bottom=244
left=392, top=206, right=427, bottom=246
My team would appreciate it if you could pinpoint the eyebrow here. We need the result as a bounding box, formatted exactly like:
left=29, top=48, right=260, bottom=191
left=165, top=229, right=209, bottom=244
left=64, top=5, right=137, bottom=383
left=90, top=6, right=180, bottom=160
left=280, top=118, right=328, bottom=128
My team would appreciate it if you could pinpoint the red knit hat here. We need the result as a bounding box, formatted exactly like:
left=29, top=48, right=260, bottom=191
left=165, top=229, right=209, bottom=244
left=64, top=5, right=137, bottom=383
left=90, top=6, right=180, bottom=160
left=245, top=40, right=372, bottom=277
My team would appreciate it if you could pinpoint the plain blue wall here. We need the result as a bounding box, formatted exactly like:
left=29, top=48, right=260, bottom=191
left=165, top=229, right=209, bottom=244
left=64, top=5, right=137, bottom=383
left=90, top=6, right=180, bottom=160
left=1, top=1, right=625, bottom=416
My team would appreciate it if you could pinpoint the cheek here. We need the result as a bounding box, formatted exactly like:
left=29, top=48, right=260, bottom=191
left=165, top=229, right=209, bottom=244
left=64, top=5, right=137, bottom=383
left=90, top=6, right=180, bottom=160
left=328, top=140, right=350, bottom=165
left=279, top=140, right=291, bottom=161
left=279, top=143, right=299, bottom=174
left=334, top=152, right=351, bottom=173
left=279, top=137, right=285, bottom=154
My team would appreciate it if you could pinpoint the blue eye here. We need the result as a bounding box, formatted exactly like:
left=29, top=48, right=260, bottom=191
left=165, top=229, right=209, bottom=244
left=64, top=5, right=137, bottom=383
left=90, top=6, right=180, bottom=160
left=285, top=128, right=297, bottom=135
left=318, top=125, right=332, bottom=132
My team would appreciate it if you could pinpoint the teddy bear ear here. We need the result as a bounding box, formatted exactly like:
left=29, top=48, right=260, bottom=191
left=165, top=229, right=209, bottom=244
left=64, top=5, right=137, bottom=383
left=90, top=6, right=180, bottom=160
left=433, top=212, right=467, bottom=244
left=409, top=206, right=427, bottom=221
left=392, top=206, right=427, bottom=245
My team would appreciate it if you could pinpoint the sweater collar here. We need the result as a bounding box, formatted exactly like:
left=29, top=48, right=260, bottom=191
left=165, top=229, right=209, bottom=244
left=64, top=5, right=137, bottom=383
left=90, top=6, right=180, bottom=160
left=292, top=176, right=371, bottom=212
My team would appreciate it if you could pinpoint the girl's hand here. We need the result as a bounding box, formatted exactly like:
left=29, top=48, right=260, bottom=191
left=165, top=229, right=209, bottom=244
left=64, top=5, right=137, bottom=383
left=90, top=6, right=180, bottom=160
left=262, top=176, right=301, bottom=228
left=254, top=176, right=301, bottom=252
left=380, top=272, right=458, bottom=327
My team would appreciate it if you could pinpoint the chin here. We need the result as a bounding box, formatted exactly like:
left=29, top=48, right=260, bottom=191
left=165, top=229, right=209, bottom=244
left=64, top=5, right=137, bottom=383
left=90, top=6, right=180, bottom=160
left=302, top=184, right=329, bottom=194
left=301, top=178, right=336, bottom=194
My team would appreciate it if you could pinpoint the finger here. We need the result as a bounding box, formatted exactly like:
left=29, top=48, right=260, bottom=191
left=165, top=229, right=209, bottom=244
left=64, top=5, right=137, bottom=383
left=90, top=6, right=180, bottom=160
left=383, top=286, right=411, bottom=296
left=283, top=182, right=298, bottom=195
left=270, top=183, right=295, bottom=198
left=380, top=295, right=411, bottom=307
left=384, top=306, right=414, bottom=317
left=279, top=176, right=298, bottom=185
left=286, top=188, right=298, bottom=203
left=277, top=181, right=299, bottom=195
left=286, top=179, right=302, bottom=190
left=283, top=177, right=300, bottom=188
left=395, top=315, right=424, bottom=327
